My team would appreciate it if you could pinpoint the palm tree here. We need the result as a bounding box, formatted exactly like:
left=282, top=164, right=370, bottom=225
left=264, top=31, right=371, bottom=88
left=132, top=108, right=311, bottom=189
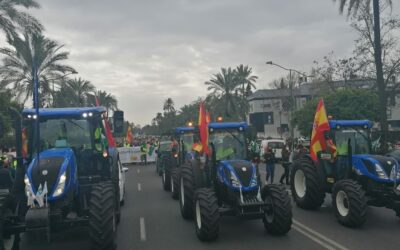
left=163, top=98, right=175, bottom=113
left=0, top=0, right=43, bottom=38
left=205, top=67, right=241, bottom=117
left=235, top=64, right=258, bottom=97
left=89, top=90, right=118, bottom=112
left=0, top=32, right=76, bottom=106
left=334, top=0, right=392, bottom=150
left=66, top=77, right=95, bottom=106
left=155, top=112, right=163, bottom=125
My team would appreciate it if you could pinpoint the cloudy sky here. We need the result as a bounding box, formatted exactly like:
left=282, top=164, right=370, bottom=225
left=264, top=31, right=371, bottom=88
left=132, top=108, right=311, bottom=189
left=28, top=0, right=399, bottom=125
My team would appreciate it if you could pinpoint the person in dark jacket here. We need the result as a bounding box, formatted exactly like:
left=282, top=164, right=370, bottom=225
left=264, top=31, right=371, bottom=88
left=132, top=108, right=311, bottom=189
left=264, top=147, right=275, bottom=184
left=0, top=156, right=13, bottom=190
left=279, top=145, right=291, bottom=185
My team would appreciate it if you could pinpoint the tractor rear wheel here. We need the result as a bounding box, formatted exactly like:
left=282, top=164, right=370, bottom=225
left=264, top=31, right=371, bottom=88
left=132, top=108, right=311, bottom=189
left=179, top=163, right=195, bottom=219
left=262, top=184, right=292, bottom=235
left=171, top=168, right=180, bottom=200
left=89, top=182, right=117, bottom=250
left=290, top=160, right=325, bottom=209
left=194, top=188, right=219, bottom=241
left=332, top=180, right=367, bottom=227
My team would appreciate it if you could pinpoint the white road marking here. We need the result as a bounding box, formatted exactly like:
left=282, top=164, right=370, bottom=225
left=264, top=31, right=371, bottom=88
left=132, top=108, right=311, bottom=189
left=138, top=183, right=142, bottom=191
left=140, top=217, right=146, bottom=241
left=137, top=169, right=140, bottom=174
left=293, top=219, right=350, bottom=250
left=293, top=224, right=335, bottom=250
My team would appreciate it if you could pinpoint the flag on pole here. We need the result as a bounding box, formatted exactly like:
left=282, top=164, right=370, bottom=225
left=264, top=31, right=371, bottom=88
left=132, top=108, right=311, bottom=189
left=125, top=125, right=133, bottom=145
left=22, top=128, right=28, bottom=158
left=198, top=102, right=210, bottom=156
left=310, top=99, right=335, bottom=162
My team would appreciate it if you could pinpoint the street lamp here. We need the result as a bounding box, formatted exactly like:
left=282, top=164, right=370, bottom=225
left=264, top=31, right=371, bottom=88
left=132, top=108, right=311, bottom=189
left=266, top=61, right=313, bottom=150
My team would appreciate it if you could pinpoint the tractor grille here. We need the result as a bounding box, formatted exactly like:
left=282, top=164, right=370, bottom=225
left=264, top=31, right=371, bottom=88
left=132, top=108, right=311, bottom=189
left=31, top=157, right=64, bottom=193
left=373, top=155, right=395, bottom=176
left=230, top=161, right=253, bottom=187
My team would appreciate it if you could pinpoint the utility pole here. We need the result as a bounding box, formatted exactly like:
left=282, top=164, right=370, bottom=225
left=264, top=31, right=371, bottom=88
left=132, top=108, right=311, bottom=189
left=266, top=61, right=312, bottom=151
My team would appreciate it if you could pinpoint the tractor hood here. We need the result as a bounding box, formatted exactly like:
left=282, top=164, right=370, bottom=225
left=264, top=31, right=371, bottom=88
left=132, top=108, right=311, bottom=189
left=352, top=154, right=400, bottom=183
left=26, top=148, right=76, bottom=200
left=218, top=160, right=258, bottom=191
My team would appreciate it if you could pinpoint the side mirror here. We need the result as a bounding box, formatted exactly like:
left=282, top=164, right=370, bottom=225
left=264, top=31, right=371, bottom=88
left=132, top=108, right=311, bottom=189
left=123, top=167, right=129, bottom=173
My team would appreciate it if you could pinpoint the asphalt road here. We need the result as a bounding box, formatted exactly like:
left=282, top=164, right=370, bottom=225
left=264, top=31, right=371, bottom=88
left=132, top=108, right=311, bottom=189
left=15, top=163, right=400, bottom=250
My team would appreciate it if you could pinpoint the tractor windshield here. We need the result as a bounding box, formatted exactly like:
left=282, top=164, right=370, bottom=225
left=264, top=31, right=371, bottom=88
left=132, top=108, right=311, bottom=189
left=34, top=118, right=92, bottom=153
left=210, top=130, right=247, bottom=161
left=334, top=127, right=370, bottom=155
left=181, top=133, right=194, bottom=152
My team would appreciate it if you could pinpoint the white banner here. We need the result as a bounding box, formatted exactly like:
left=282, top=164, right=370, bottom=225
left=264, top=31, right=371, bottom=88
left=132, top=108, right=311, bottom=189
left=118, top=146, right=157, bottom=164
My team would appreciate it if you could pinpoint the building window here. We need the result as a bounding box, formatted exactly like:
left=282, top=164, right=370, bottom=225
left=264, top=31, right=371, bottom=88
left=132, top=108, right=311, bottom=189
left=249, top=112, right=274, bottom=132
left=262, top=103, right=271, bottom=109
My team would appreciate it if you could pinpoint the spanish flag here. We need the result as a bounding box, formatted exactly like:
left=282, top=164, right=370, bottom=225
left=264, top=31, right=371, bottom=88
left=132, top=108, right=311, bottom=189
left=310, top=99, right=333, bottom=162
left=22, top=128, right=28, bottom=158
left=198, top=102, right=210, bottom=156
left=125, top=125, right=133, bottom=145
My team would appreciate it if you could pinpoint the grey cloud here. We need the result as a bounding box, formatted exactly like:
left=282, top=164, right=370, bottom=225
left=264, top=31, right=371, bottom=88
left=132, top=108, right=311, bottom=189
left=28, top=0, right=400, bottom=124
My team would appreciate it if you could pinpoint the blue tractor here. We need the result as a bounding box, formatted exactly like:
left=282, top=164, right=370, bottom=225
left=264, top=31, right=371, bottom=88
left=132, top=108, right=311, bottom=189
left=178, top=122, right=292, bottom=241
left=20, top=107, right=122, bottom=249
left=291, top=120, right=400, bottom=227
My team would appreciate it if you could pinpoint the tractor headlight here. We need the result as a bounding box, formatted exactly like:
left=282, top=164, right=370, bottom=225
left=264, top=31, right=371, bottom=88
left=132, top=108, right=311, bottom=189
left=230, top=172, right=241, bottom=188
left=53, top=171, right=67, bottom=197
left=375, top=163, right=388, bottom=180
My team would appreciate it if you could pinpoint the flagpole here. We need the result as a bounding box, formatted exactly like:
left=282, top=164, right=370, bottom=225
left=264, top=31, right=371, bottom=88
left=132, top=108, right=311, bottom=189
left=33, top=59, right=40, bottom=170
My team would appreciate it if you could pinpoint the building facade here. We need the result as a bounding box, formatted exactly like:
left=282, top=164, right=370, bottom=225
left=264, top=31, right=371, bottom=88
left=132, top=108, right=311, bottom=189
left=247, top=79, right=400, bottom=139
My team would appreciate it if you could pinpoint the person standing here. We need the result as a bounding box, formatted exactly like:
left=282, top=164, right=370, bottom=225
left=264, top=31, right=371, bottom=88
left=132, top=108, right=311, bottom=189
left=140, top=141, right=148, bottom=165
left=279, top=145, right=291, bottom=185
left=264, top=147, right=275, bottom=184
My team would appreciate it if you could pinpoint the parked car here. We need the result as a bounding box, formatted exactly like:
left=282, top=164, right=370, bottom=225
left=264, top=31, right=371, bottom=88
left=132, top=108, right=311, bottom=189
left=118, top=159, right=129, bottom=205
left=260, top=138, right=285, bottom=160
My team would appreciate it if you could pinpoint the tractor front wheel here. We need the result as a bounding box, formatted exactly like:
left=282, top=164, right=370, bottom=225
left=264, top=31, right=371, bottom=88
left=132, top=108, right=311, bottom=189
left=290, top=160, right=325, bottom=209
left=171, top=168, right=180, bottom=200
left=179, top=163, right=195, bottom=219
left=89, top=182, right=117, bottom=250
left=332, top=180, right=367, bottom=227
left=162, top=168, right=171, bottom=191
left=194, top=188, right=220, bottom=241
left=262, top=184, right=292, bottom=235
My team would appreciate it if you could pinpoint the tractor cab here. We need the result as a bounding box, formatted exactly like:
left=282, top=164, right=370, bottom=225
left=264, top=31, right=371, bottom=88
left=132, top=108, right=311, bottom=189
left=175, top=126, right=195, bottom=165
left=22, top=107, right=112, bottom=196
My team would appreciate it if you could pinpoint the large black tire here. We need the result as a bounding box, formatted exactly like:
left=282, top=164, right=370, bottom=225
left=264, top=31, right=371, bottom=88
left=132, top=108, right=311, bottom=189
left=332, top=180, right=367, bottom=227
left=0, top=193, right=9, bottom=250
left=162, top=166, right=171, bottom=191
left=179, top=163, right=195, bottom=219
left=262, top=184, right=292, bottom=235
left=89, top=182, right=117, bottom=250
left=171, top=168, right=180, bottom=200
left=194, top=188, right=220, bottom=241
left=290, top=160, right=325, bottom=209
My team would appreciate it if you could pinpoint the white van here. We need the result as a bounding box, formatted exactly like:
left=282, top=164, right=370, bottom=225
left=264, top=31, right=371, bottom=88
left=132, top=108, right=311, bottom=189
left=260, top=139, right=286, bottom=160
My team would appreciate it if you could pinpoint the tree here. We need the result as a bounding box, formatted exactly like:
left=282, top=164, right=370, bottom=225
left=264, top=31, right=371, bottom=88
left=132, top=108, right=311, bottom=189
left=0, top=0, right=43, bottom=38
left=292, top=89, right=379, bottom=135
left=89, top=90, right=118, bottom=112
left=0, top=32, right=76, bottom=106
left=0, top=89, right=21, bottom=148
left=205, top=67, right=241, bottom=118
left=65, top=77, right=95, bottom=106
left=163, top=98, right=175, bottom=113
left=236, top=64, right=258, bottom=97
left=334, top=0, right=392, bottom=151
